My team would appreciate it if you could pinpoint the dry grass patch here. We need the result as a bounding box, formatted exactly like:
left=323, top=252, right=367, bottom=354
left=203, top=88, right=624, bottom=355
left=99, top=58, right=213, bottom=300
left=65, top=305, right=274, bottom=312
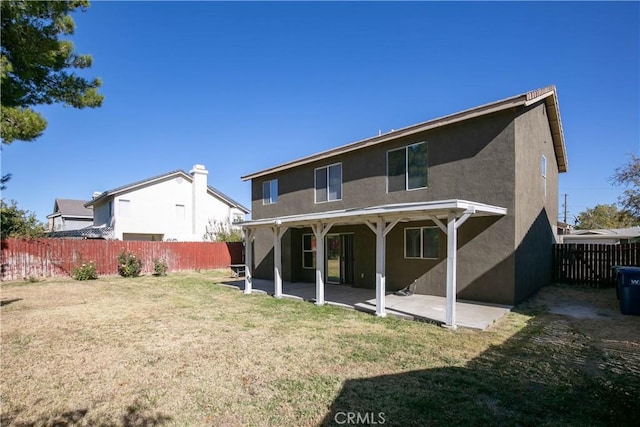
left=1, top=274, right=639, bottom=426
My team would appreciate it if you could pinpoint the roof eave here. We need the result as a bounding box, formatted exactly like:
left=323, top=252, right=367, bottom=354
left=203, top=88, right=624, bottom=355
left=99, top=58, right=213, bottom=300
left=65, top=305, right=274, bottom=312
left=207, top=187, right=251, bottom=214
left=241, top=86, right=569, bottom=181
left=241, top=94, right=529, bottom=181
left=525, top=88, right=568, bottom=173
left=85, top=171, right=191, bottom=207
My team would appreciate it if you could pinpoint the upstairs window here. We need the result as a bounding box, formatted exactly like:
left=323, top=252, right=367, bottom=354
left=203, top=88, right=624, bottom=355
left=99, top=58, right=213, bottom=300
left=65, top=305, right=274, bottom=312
left=387, top=142, right=428, bottom=192
left=175, top=204, right=185, bottom=220
left=405, top=226, right=440, bottom=259
left=263, top=179, right=278, bottom=205
left=119, top=199, right=130, bottom=217
left=315, top=163, right=342, bottom=203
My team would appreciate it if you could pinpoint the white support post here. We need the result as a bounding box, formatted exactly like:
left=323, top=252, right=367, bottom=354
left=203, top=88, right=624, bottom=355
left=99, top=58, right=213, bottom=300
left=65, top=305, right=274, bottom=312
left=365, top=218, right=399, bottom=318
left=375, top=218, right=387, bottom=317
left=312, top=223, right=334, bottom=306
left=315, top=229, right=325, bottom=305
left=272, top=225, right=287, bottom=299
left=445, top=212, right=457, bottom=330
left=243, top=228, right=255, bottom=295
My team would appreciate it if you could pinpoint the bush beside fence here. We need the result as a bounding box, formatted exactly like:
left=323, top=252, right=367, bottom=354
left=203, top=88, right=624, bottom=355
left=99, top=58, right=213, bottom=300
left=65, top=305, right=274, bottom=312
left=0, top=238, right=244, bottom=281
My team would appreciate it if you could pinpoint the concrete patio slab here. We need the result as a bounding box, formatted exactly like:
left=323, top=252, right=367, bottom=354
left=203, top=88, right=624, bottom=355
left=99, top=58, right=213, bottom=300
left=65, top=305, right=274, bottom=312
left=355, top=295, right=512, bottom=330
left=219, top=279, right=511, bottom=330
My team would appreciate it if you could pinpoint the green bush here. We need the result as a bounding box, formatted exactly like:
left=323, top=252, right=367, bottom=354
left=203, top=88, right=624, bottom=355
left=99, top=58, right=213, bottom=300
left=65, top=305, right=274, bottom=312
left=117, top=250, right=142, bottom=277
left=72, top=261, right=98, bottom=281
left=153, top=258, right=168, bottom=276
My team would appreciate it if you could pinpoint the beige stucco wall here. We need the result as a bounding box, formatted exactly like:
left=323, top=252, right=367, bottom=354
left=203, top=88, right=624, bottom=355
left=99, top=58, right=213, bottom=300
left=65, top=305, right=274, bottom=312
left=250, top=103, right=565, bottom=305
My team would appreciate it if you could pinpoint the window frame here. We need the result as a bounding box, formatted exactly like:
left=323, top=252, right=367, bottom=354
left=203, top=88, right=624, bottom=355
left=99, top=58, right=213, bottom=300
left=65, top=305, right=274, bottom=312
left=541, top=155, right=547, bottom=197
left=175, top=204, right=185, bottom=220
left=404, top=226, right=440, bottom=260
left=262, top=179, right=278, bottom=205
left=118, top=199, right=131, bottom=217
left=386, top=141, right=428, bottom=193
left=314, top=162, right=343, bottom=204
left=232, top=212, right=244, bottom=224
left=302, top=234, right=317, bottom=269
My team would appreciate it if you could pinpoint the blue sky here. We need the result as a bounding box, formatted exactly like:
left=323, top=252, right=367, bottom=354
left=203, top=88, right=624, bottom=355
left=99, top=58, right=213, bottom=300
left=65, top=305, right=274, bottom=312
left=2, top=1, right=639, bottom=224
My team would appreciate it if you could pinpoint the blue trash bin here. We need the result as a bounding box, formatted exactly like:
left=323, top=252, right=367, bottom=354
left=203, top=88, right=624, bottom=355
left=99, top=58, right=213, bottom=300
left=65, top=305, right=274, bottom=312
left=614, top=266, right=640, bottom=315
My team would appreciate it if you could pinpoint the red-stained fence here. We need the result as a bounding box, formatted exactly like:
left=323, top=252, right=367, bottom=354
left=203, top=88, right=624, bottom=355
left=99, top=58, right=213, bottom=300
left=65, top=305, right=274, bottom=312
left=0, top=238, right=244, bottom=281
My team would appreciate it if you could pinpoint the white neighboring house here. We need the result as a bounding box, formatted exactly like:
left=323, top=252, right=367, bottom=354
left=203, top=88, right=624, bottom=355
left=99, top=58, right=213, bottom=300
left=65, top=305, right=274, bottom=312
left=85, top=164, right=250, bottom=241
left=561, top=227, right=640, bottom=244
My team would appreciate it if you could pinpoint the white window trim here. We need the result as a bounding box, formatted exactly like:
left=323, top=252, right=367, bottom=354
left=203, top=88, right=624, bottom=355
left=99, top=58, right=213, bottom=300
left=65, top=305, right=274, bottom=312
left=175, top=204, right=186, bottom=220
left=541, top=155, right=547, bottom=197
left=118, top=199, right=131, bottom=217
left=302, top=233, right=316, bottom=269
left=386, top=141, right=428, bottom=193
left=404, top=226, right=439, bottom=260
left=263, top=179, right=278, bottom=205
left=314, top=162, right=343, bottom=204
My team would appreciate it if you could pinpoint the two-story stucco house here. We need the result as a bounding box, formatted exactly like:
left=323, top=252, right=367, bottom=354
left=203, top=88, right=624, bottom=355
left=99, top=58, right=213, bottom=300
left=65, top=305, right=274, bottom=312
left=85, top=164, right=250, bottom=241
left=240, top=86, right=568, bottom=328
left=46, top=199, right=94, bottom=232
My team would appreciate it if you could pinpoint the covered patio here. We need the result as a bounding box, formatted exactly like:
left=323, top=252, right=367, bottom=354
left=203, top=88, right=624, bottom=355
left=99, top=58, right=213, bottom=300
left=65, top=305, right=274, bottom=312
left=220, top=278, right=512, bottom=330
left=240, top=199, right=508, bottom=330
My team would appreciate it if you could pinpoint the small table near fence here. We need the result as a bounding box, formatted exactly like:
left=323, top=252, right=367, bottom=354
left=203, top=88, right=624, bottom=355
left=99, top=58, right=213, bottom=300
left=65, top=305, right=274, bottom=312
left=230, top=264, right=246, bottom=278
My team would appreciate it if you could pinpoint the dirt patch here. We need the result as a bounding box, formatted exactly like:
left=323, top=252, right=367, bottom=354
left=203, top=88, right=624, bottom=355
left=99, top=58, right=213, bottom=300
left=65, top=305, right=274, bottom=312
left=548, top=304, right=616, bottom=319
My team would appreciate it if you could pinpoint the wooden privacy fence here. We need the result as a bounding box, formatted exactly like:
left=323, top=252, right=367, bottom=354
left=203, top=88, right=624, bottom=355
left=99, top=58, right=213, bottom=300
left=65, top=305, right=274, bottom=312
left=0, top=238, right=244, bottom=281
left=553, top=243, right=640, bottom=287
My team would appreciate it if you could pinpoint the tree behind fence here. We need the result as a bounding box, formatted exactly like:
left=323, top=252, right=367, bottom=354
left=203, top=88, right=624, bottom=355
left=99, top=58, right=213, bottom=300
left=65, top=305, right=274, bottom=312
left=0, top=238, right=244, bottom=281
left=553, top=243, right=640, bottom=287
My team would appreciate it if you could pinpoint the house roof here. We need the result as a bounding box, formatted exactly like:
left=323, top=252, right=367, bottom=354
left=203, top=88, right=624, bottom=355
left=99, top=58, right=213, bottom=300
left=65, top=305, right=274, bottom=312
left=85, top=169, right=250, bottom=214
left=569, top=227, right=640, bottom=238
left=47, top=224, right=114, bottom=239
left=47, top=199, right=93, bottom=219
left=241, top=85, right=568, bottom=181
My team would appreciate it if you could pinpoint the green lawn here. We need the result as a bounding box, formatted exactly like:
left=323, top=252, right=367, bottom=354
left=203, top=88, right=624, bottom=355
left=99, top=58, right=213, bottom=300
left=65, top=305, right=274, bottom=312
left=1, top=271, right=639, bottom=426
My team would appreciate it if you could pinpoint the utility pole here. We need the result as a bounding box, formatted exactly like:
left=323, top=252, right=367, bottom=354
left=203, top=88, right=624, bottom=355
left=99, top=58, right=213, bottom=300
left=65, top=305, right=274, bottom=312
left=563, top=193, right=568, bottom=224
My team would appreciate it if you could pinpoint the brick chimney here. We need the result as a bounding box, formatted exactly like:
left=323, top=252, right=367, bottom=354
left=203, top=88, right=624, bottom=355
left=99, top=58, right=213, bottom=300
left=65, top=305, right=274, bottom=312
left=190, top=164, right=208, bottom=238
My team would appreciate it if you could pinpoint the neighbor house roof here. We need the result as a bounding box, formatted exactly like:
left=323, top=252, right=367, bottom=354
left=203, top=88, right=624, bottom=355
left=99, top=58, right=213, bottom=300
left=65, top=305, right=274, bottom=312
left=85, top=169, right=250, bottom=213
left=47, top=224, right=114, bottom=239
left=47, top=199, right=93, bottom=219
left=569, top=227, right=640, bottom=238
left=242, top=85, right=568, bottom=181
